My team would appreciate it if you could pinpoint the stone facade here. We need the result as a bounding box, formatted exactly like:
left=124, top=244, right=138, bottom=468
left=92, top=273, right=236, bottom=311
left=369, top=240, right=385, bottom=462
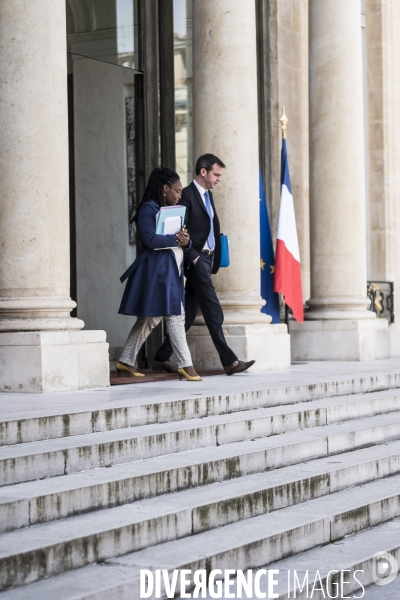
left=258, top=0, right=310, bottom=304
left=291, top=0, right=390, bottom=361
left=0, top=0, right=399, bottom=392
left=365, top=0, right=400, bottom=355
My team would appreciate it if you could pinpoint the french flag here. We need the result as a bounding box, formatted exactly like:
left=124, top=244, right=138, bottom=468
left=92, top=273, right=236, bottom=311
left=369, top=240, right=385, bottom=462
left=273, top=139, right=304, bottom=323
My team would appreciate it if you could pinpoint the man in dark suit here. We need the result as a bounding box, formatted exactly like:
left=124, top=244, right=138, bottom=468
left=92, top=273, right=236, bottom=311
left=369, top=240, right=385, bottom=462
left=154, top=154, right=255, bottom=375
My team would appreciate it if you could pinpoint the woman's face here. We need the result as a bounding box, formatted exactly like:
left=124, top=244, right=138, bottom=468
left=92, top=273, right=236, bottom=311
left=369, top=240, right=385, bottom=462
left=164, top=180, right=183, bottom=206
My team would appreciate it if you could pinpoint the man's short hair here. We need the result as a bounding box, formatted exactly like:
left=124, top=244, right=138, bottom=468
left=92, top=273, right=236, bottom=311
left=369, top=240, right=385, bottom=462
left=195, top=153, right=226, bottom=175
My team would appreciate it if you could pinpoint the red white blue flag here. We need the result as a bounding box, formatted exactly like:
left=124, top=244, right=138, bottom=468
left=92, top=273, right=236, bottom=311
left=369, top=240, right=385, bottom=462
left=273, top=139, right=304, bottom=323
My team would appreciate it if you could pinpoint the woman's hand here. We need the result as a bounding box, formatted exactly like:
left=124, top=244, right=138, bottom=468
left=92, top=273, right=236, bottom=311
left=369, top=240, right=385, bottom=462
left=176, top=227, right=190, bottom=247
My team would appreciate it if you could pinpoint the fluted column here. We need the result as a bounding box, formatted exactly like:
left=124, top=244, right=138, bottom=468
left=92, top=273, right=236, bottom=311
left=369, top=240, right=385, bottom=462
left=186, top=0, right=290, bottom=371
left=192, top=0, right=267, bottom=324
left=291, top=0, right=389, bottom=360
left=307, top=0, right=372, bottom=319
left=0, top=0, right=81, bottom=332
left=0, top=0, right=109, bottom=392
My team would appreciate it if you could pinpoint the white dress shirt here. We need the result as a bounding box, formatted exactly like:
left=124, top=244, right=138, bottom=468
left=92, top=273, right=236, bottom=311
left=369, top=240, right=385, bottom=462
left=192, top=179, right=214, bottom=251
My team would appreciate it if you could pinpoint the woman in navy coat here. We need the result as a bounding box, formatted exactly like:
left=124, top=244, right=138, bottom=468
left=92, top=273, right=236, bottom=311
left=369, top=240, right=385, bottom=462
left=117, top=167, right=201, bottom=381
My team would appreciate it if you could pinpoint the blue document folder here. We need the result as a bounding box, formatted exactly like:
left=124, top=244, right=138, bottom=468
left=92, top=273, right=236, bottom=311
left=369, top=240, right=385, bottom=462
left=155, top=205, right=186, bottom=234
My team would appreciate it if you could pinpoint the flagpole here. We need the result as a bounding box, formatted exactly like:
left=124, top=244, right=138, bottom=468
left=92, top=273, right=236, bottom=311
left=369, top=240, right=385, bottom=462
left=279, top=107, right=290, bottom=327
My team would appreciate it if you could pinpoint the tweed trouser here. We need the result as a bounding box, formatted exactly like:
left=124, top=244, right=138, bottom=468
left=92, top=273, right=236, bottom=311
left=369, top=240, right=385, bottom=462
left=154, top=254, right=237, bottom=367
left=119, top=304, right=192, bottom=369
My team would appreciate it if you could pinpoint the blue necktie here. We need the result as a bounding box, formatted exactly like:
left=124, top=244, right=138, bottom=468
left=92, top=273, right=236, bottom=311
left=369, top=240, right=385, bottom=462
left=204, top=191, right=215, bottom=250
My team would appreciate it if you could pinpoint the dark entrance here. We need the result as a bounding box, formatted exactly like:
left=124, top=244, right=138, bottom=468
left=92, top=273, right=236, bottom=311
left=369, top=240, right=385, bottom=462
left=66, top=0, right=177, bottom=368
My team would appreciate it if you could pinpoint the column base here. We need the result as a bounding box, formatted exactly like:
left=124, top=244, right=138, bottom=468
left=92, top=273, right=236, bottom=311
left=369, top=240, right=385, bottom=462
left=186, top=323, right=291, bottom=372
left=290, top=318, right=390, bottom=361
left=0, top=331, right=110, bottom=393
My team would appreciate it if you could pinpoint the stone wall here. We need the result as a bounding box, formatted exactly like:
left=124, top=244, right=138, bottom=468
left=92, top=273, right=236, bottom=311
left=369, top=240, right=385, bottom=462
left=366, top=0, right=400, bottom=353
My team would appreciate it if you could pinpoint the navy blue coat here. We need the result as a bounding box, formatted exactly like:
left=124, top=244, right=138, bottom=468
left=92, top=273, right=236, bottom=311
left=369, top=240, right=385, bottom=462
left=118, top=200, right=188, bottom=317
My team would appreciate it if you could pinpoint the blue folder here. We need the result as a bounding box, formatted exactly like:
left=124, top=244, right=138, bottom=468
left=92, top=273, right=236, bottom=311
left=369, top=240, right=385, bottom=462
left=156, top=205, right=186, bottom=234
left=219, top=234, right=230, bottom=267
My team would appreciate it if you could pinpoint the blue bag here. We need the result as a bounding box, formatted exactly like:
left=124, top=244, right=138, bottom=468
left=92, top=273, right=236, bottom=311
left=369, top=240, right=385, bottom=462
left=219, top=234, right=230, bottom=268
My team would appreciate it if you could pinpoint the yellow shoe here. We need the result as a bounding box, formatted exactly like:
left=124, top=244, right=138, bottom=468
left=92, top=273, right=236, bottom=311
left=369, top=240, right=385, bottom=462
left=177, top=368, right=202, bottom=381
left=116, top=361, right=145, bottom=378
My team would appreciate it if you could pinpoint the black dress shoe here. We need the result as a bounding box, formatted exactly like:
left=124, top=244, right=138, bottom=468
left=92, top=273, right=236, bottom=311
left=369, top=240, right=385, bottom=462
left=224, top=359, right=256, bottom=376
left=152, top=360, right=177, bottom=373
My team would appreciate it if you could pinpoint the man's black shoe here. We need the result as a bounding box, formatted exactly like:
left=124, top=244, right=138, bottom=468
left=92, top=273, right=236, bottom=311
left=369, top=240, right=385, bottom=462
left=224, top=359, right=255, bottom=376
left=152, top=360, right=177, bottom=373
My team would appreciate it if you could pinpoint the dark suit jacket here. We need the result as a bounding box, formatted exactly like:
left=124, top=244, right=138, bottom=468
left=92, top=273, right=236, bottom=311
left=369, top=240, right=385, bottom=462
left=118, top=200, right=188, bottom=316
left=180, top=181, right=221, bottom=274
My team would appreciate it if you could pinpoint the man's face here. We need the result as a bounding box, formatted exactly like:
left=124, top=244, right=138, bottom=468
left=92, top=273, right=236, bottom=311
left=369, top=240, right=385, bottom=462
left=201, top=164, right=223, bottom=189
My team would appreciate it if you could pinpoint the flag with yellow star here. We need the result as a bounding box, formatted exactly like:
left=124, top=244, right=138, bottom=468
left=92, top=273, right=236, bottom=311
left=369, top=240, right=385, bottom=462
left=260, top=169, right=280, bottom=323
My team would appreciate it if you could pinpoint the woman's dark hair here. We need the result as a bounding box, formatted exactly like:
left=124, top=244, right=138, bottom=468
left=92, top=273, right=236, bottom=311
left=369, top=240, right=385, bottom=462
left=130, top=167, right=180, bottom=224
left=195, top=153, right=225, bottom=175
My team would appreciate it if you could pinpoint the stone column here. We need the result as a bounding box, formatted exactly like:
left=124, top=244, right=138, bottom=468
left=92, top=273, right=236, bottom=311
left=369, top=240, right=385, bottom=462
left=290, top=0, right=389, bottom=360
left=186, top=0, right=290, bottom=371
left=0, top=0, right=109, bottom=392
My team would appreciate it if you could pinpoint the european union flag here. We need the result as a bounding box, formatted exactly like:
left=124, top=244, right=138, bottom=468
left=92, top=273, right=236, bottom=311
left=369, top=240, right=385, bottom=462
left=260, top=169, right=280, bottom=323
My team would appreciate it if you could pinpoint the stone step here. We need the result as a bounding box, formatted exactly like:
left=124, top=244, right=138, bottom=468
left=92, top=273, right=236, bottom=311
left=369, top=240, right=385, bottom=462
left=1, top=475, right=400, bottom=595
left=197, top=518, right=400, bottom=599
left=2, top=372, right=400, bottom=446
left=2, top=437, right=400, bottom=534
left=1, top=527, right=398, bottom=600
left=361, top=577, right=400, bottom=600
left=2, top=522, right=398, bottom=600
left=2, top=396, right=400, bottom=486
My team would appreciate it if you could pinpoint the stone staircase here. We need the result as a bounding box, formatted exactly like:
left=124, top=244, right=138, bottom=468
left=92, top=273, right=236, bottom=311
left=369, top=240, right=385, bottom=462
left=1, top=368, right=400, bottom=598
